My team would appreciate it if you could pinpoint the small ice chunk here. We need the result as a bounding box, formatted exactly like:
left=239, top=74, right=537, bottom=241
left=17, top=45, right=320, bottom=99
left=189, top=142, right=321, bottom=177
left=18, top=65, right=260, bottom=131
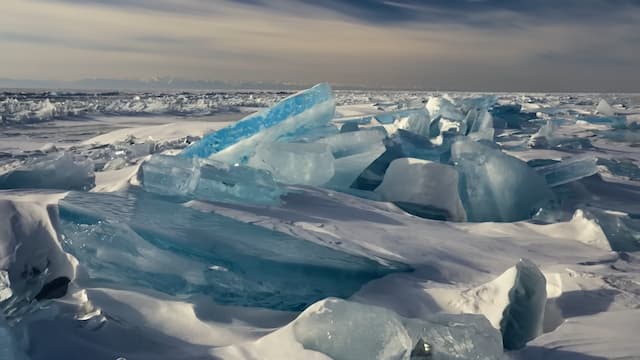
left=535, top=155, right=598, bottom=187
left=581, top=208, right=640, bottom=252
left=39, top=143, right=57, bottom=153
left=392, top=108, right=431, bottom=138
left=140, top=155, right=285, bottom=205
left=404, top=313, right=504, bottom=359
left=102, top=157, right=128, bottom=171
left=340, top=122, right=359, bottom=133
left=292, top=298, right=412, bottom=360
left=375, top=158, right=467, bottom=222
left=248, top=142, right=335, bottom=186
left=0, top=152, right=95, bottom=190
left=596, top=99, right=615, bottom=116
left=452, top=138, right=553, bottom=222
left=467, top=110, right=494, bottom=141
left=182, top=83, right=335, bottom=163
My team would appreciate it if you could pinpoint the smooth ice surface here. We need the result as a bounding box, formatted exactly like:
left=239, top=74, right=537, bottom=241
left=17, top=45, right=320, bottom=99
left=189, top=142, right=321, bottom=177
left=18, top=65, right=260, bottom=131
left=0, top=152, right=94, bottom=190
left=467, top=110, right=495, bottom=141
left=327, top=145, right=386, bottom=189
left=184, top=83, right=335, bottom=164
left=535, top=155, right=598, bottom=187
left=404, top=313, right=504, bottom=360
left=249, top=142, right=335, bottom=186
left=59, top=190, right=406, bottom=310
left=318, top=128, right=387, bottom=158
left=292, top=298, right=413, bottom=360
left=375, top=158, right=466, bottom=222
left=451, top=138, right=554, bottom=222
left=140, top=154, right=286, bottom=205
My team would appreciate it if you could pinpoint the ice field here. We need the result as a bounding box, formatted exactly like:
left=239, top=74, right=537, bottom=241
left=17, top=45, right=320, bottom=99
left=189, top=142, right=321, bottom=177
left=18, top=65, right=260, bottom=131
left=1, top=86, right=640, bottom=359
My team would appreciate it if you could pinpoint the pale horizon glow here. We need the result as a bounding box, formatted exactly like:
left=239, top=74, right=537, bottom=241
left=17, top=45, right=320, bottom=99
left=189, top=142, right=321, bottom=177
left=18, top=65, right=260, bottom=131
left=1, top=0, right=639, bottom=91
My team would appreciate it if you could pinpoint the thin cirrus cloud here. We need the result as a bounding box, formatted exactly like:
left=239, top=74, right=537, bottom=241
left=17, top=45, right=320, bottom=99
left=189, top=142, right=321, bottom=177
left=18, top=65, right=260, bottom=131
left=0, top=0, right=639, bottom=91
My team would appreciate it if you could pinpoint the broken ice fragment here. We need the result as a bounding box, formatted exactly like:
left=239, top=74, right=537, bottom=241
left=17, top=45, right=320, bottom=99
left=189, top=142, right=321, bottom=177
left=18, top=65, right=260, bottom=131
left=327, top=145, right=386, bottom=189
left=0, top=152, right=95, bottom=190
left=391, top=108, right=431, bottom=138
left=426, top=97, right=465, bottom=122
left=292, top=298, right=413, bottom=360
left=248, top=142, right=335, bottom=186
left=596, top=99, right=615, bottom=116
left=140, top=154, right=285, bottom=205
left=375, top=158, right=467, bottom=222
left=452, top=138, right=554, bottom=222
left=318, top=128, right=387, bottom=158
left=182, top=83, right=335, bottom=163
left=467, top=110, right=494, bottom=141
left=404, top=313, right=504, bottom=360
left=535, top=155, right=598, bottom=187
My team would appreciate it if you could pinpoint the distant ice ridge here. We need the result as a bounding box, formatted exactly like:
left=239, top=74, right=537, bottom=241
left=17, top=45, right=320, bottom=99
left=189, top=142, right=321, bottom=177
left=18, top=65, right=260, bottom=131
left=0, top=91, right=285, bottom=124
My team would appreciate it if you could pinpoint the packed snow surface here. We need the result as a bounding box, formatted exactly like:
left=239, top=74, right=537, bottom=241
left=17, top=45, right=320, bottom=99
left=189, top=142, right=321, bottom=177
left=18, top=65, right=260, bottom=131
left=1, top=86, right=640, bottom=359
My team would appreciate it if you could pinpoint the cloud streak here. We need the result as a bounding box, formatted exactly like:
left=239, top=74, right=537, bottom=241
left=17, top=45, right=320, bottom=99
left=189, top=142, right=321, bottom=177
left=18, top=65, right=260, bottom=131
left=1, top=0, right=639, bottom=91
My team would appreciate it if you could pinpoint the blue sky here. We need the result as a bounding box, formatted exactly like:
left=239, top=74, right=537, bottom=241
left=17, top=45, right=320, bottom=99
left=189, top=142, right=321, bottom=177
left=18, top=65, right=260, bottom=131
left=1, top=0, right=639, bottom=91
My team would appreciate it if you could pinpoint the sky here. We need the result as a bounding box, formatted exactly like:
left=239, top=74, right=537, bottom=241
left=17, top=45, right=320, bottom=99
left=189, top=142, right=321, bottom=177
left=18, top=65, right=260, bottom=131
left=1, top=0, right=639, bottom=91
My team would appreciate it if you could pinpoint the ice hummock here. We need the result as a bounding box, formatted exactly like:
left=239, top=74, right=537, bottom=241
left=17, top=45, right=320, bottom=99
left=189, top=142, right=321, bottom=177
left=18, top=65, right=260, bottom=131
left=140, top=154, right=286, bottom=205
left=182, top=83, right=335, bottom=162
left=0, top=152, right=95, bottom=190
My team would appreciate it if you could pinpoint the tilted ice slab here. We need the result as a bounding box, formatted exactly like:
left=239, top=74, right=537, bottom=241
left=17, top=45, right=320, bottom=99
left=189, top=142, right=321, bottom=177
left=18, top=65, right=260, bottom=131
left=375, top=158, right=467, bottom=222
left=248, top=142, right=335, bottom=186
left=534, top=155, right=598, bottom=187
left=426, top=259, right=547, bottom=350
left=451, top=138, right=554, bottom=222
left=140, top=154, right=286, bottom=206
left=58, top=190, right=407, bottom=311
left=182, top=83, right=335, bottom=163
left=214, top=298, right=504, bottom=360
left=0, top=152, right=94, bottom=191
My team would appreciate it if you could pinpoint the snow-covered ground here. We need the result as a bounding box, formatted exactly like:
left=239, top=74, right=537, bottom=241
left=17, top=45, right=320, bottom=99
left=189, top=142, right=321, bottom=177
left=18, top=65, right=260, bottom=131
left=1, top=88, right=640, bottom=359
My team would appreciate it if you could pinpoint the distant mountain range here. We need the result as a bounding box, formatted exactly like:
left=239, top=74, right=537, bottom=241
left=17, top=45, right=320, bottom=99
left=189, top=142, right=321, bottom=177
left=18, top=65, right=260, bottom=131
left=0, top=77, right=371, bottom=91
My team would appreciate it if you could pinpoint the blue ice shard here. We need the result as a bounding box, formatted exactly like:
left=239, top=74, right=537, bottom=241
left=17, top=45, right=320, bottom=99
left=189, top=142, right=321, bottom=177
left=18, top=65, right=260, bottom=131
left=140, top=154, right=285, bottom=205
left=58, top=190, right=408, bottom=311
left=535, top=155, right=598, bottom=187
left=452, top=137, right=554, bottom=222
left=181, top=83, right=335, bottom=163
